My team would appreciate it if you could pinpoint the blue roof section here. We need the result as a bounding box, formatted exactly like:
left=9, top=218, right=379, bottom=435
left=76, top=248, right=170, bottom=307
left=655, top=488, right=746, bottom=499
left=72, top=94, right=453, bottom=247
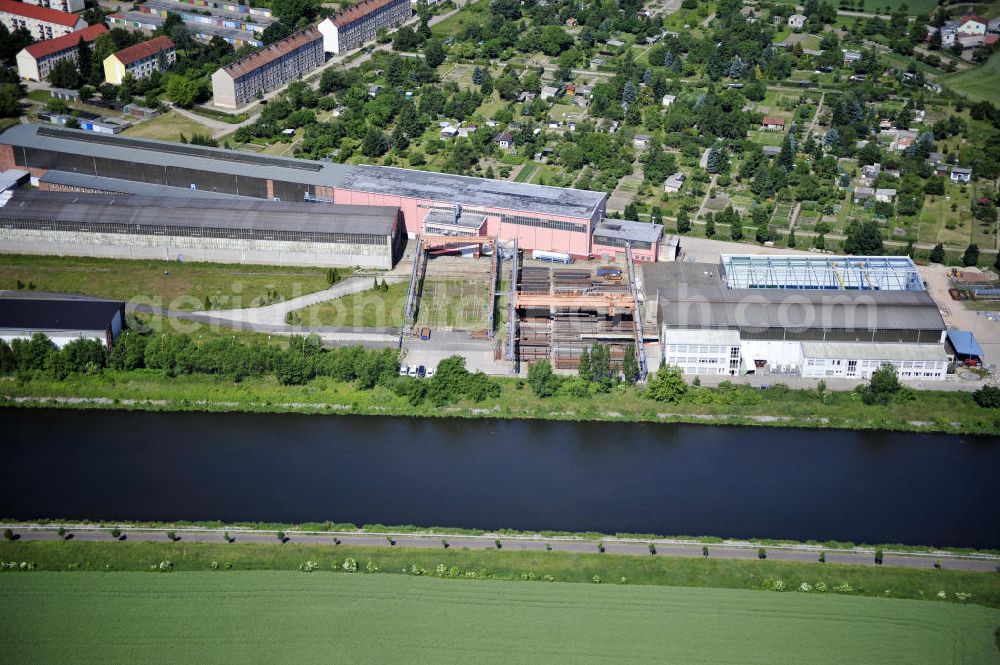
left=947, top=330, right=983, bottom=357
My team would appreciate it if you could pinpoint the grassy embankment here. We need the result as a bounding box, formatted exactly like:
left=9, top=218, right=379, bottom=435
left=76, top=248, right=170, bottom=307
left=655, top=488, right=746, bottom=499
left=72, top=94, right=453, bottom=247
left=2, top=540, right=1000, bottom=608
left=0, top=254, right=331, bottom=311
left=1, top=569, right=998, bottom=664
left=945, top=53, right=1000, bottom=106
left=2, top=369, right=999, bottom=435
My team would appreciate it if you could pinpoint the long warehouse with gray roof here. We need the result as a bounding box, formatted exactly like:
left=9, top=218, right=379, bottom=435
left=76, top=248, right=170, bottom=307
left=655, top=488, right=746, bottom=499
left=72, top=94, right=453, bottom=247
left=0, top=124, right=633, bottom=262
left=0, top=190, right=404, bottom=268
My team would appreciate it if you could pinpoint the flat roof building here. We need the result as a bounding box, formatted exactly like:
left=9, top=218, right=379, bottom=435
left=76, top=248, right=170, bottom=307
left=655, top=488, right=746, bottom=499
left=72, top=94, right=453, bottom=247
left=591, top=218, right=662, bottom=262
left=108, top=11, right=262, bottom=48
left=0, top=123, right=608, bottom=260
left=0, top=0, right=87, bottom=41
left=318, top=0, right=411, bottom=54
left=21, top=0, right=85, bottom=13
left=647, top=258, right=948, bottom=379
left=0, top=190, right=404, bottom=268
left=15, top=23, right=106, bottom=81
left=0, top=296, right=125, bottom=348
left=211, top=26, right=324, bottom=109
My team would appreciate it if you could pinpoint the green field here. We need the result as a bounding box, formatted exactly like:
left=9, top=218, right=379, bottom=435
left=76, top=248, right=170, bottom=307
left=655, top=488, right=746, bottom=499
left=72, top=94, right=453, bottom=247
left=122, top=111, right=214, bottom=142
left=0, top=254, right=331, bottom=311
left=1, top=570, right=998, bottom=664
left=771, top=0, right=938, bottom=14
left=945, top=53, right=1000, bottom=106
left=295, top=280, right=409, bottom=327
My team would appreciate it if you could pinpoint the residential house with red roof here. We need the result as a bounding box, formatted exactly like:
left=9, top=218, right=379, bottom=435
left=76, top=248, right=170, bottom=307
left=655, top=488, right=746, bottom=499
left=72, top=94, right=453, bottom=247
left=21, top=0, right=85, bottom=14
left=103, top=35, right=176, bottom=84
left=15, top=22, right=105, bottom=81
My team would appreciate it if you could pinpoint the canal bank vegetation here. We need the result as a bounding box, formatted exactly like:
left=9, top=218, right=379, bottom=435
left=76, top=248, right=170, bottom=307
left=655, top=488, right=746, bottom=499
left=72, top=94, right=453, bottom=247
left=2, top=540, right=1000, bottom=610
left=1, top=333, right=999, bottom=435
left=4, top=572, right=998, bottom=665
left=6, top=520, right=1000, bottom=557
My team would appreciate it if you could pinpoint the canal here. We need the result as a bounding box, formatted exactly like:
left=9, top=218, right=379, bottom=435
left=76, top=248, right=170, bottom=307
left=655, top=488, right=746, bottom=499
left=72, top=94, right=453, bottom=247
left=2, top=409, right=998, bottom=548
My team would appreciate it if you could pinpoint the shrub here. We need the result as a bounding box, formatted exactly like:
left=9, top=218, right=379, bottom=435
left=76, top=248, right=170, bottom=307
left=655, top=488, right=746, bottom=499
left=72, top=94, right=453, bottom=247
left=758, top=548, right=767, bottom=560
left=166, top=531, right=178, bottom=542
left=386, top=536, right=395, bottom=546
left=224, top=532, right=235, bottom=543
left=799, top=582, right=812, bottom=592
left=973, top=385, right=1000, bottom=408
left=702, top=545, right=709, bottom=558
left=366, top=561, right=379, bottom=573
left=299, top=560, right=319, bottom=572
left=333, top=537, right=341, bottom=545
left=815, top=581, right=827, bottom=592
left=3, top=528, right=13, bottom=541
left=649, top=543, right=657, bottom=556
left=495, top=539, right=502, bottom=549
left=818, top=551, right=826, bottom=563
left=597, top=542, right=605, bottom=553
left=833, top=582, right=853, bottom=593
left=545, top=544, right=552, bottom=551
left=874, top=548, right=884, bottom=565
left=591, top=575, right=602, bottom=584
left=342, top=557, right=358, bottom=572
left=276, top=531, right=286, bottom=543
left=441, top=539, right=449, bottom=549
left=109, top=528, right=122, bottom=540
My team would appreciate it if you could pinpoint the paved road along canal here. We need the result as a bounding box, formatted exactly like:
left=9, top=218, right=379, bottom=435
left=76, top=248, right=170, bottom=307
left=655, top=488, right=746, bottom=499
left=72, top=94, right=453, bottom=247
left=2, top=409, right=998, bottom=549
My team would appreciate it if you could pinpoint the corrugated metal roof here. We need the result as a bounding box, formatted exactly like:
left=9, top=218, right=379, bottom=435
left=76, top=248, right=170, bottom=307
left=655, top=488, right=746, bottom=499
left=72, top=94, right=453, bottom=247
left=593, top=219, right=663, bottom=244
left=800, top=342, right=947, bottom=361
left=0, top=124, right=606, bottom=219
left=0, top=297, right=123, bottom=332
left=341, top=165, right=605, bottom=220
left=0, top=190, right=399, bottom=236
left=947, top=329, right=983, bottom=357
left=663, top=328, right=740, bottom=346
left=39, top=170, right=248, bottom=200
left=657, top=287, right=945, bottom=331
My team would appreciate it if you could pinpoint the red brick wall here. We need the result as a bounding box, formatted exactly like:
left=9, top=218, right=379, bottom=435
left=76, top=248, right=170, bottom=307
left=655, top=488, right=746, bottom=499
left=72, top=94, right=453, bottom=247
left=0, top=145, right=15, bottom=172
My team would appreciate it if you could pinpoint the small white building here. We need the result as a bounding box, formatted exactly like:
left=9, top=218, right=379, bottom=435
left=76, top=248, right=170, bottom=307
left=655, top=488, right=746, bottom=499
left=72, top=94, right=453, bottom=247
left=875, top=188, right=896, bottom=203
left=950, top=167, right=972, bottom=183
left=633, top=134, right=650, bottom=149
left=663, top=172, right=685, bottom=193
left=788, top=14, right=806, bottom=29
left=540, top=85, right=559, bottom=100
left=661, top=94, right=676, bottom=107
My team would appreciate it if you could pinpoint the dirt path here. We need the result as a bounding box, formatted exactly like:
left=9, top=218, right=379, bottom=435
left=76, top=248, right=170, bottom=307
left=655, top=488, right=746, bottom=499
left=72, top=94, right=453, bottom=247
left=5, top=523, right=998, bottom=572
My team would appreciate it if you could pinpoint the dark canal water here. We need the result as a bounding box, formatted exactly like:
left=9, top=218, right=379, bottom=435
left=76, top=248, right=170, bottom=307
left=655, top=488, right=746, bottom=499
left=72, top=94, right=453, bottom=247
left=2, top=408, right=999, bottom=548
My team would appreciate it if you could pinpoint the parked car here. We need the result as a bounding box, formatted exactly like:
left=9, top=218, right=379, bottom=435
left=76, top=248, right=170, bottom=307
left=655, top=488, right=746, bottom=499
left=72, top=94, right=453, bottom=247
left=407, top=366, right=418, bottom=377
left=426, top=367, right=436, bottom=378
left=417, top=365, right=426, bottom=378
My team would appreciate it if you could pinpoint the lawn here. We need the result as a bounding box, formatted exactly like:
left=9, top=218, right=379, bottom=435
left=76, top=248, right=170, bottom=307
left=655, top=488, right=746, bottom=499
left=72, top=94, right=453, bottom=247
left=770, top=0, right=938, bottom=14
left=295, top=280, right=409, bottom=328
left=945, top=53, right=1000, bottom=106
left=0, top=254, right=331, bottom=311
left=122, top=111, right=213, bottom=142
left=514, top=161, right=540, bottom=183
left=1, top=569, right=998, bottom=664
left=431, top=0, right=488, bottom=37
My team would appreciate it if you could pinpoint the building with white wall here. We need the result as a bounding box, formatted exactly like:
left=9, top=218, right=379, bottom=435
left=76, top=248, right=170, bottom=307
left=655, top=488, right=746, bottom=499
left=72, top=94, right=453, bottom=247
left=645, top=256, right=949, bottom=381
left=103, top=35, right=176, bottom=84
left=0, top=297, right=125, bottom=349
left=21, top=0, right=85, bottom=14
left=15, top=22, right=105, bottom=81
left=0, top=0, right=86, bottom=41
left=318, top=0, right=410, bottom=54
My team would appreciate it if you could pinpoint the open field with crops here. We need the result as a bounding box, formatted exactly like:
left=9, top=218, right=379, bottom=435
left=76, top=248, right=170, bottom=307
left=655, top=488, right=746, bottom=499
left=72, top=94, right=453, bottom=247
left=1, top=569, right=998, bottom=664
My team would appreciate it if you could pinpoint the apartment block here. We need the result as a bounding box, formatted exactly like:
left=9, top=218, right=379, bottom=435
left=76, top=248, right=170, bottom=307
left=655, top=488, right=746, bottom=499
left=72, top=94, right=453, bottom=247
left=317, top=0, right=410, bottom=54
left=15, top=23, right=106, bottom=81
left=0, top=0, right=86, bottom=40
left=210, top=26, right=323, bottom=109
left=20, top=0, right=85, bottom=14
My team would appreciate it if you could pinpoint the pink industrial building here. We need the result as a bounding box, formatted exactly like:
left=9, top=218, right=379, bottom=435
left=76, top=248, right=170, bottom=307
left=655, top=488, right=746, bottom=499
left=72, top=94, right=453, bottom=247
left=0, top=124, right=662, bottom=263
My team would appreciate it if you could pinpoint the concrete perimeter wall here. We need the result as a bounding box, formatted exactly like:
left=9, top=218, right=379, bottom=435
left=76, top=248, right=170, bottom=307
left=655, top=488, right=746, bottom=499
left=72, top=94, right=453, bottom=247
left=0, top=229, right=393, bottom=269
